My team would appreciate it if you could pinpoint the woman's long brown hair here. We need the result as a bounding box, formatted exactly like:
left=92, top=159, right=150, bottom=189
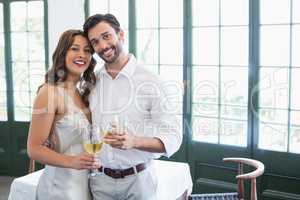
left=43, top=29, right=96, bottom=106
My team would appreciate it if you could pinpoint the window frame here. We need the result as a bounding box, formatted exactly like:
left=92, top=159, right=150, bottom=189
left=85, top=0, right=300, bottom=156
left=0, top=0, right=48, bottom=122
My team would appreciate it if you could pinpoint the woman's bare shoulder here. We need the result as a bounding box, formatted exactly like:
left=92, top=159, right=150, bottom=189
left=33, top=83, right=58, bottom=114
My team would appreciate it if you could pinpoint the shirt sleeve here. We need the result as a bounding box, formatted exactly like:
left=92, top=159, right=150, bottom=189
left=149, top=79, right=183, bottom=158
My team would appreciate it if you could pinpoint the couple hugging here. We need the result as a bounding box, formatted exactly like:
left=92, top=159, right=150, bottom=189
left=27, top=13, right=182, bottom=200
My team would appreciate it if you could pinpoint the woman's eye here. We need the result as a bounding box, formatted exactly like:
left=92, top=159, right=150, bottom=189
left=71, top=47, right=79, bottom=51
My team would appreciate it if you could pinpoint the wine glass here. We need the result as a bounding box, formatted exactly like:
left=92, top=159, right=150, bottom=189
left=110, top=114, right=129, bottom=134
left=82, top=124, right=103, bottom=176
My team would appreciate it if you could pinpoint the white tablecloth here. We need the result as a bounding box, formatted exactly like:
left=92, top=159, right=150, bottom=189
left=8, top=160, right=193, bottom=200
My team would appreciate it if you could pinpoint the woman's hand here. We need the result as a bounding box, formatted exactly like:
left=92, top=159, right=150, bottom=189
left=69, top=153, right=100, bottom=170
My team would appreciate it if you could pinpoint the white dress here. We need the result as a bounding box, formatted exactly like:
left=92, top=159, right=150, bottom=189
left=36, top=87, right=91, bottom=200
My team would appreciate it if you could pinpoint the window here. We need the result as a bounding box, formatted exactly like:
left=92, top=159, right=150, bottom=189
left=0, top=2, right=7, bottom=121
left=135, top=0, right=184, bottom=132
left=88, top=0, right=183, bottom=132
left=0, top=0, right=47, bottom=122
left=86, top=0, right=300, bottom=155
left=192, top=0, right=249, bottom=146
left=258, top=0, right=300, bottom=153
left=89, top=0, right=128, bottom=64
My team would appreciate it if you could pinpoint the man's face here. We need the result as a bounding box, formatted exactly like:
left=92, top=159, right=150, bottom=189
left=88, top=22, right=124, bottom=64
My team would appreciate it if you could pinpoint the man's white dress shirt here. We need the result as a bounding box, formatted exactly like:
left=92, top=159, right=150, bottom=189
left=89, top=55, right=182, bottom=169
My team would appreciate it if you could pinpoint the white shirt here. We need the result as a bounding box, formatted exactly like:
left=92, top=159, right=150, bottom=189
left=89, top=55, right=182, bottom=169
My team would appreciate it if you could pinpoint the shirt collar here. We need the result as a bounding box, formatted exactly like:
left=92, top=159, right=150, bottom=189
left=99, top=54, right=137, bottom=79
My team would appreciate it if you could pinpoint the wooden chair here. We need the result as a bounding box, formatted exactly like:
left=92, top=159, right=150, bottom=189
left=189, top=157, right=265, bottom=200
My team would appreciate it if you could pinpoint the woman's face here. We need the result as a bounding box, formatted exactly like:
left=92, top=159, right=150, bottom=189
left=65, top=35, right=92, bottom=76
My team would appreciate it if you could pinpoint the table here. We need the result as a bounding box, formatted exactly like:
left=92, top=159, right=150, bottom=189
left=8, top=160, right=193, bottom=200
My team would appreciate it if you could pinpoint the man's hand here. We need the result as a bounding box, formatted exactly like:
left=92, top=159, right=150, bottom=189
left=103, top=130, right=137, bottom=150
left=103, top=125, right=166, bottom=153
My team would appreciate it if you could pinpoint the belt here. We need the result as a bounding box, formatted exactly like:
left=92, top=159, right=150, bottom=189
left=98, top=163, right=147, bottom=179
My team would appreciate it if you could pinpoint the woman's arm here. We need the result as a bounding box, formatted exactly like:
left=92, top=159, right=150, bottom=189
left=27, top=84, right=96, bottom=170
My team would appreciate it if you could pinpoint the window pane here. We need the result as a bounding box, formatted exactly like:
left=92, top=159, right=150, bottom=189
left=89, top=0, right=109, bottom=15
left=10, top=2, right=27, bottom=32
left=143, top=64, right=159, bottom=75
left=0, top=91, right=7, bottom=121
left=29, top=63, right=45, bottom=93
left=259, top=108, right=288, bottom=124
left=259, top=68, right=289, bottom=109
left=291, top=68, right=300, bottom=109
left=28, top=1, right=44, bottom=31
left=11, top=32, right=28, bottom=62
left=193, top=117, right=218, bottom=143
left=160, top=65, right=183, bottom=83
left=292, top=25, right=300, bottom=67
left=220, top=120, right=247, bottom=147
left=28, top=32, right=45, bottom=62
left=136, top=0, right=184, bottom=125
left=193, top=28, right=219, bottom=65
left=192, top=0, right=250, bottom=146
left=0, top=67, right=5, bottom=93
left=10, top=1, right=45, bottom=121
left=260, top=25, right=290, bottom=66
left=160, top=65, right=183, bottom=103
left=136, top=0, right=158, bottom=28
left=293, top=0, right=300, bottom=23
left=221, top=105, right=248, bottom=120
left=0, top=3, right=3, bottom=32
left=160, top=29, right=183, bottom=65
left=220, top=27, right=248, bottom=66
left=160, top=0, right=183, bottom=28
left=136, top=29, right=158, bottom=65
left=221, top=67, right=248, bottom=106
left=260, top=0, right=291, bottom=24
left=290, top=111, right=300, bottom=153
left=193, top=0, right=219, bottom=26
left=108, top=0, right=128, bottom=29
left=0, top=36, right=5, bottom=88
left=221, top=0, right=248, bottom=25
left=193, top=103, right=218, bottom=117
left=12, top=62, right=30, bottom=92
left=89, top=0, right=129, bottom=52
left=14, top=107, right=31, bottom=121
left=290, top=111, right=300, bottom=126
left=193, top=66, right=219, bottom=104
left=290, top=126, right=300, bottom=154
left=0, top=17, right=6, bottom=121
left=259, top=123, right=288, bottom=152
left=14, top=91, right=30, bottom=110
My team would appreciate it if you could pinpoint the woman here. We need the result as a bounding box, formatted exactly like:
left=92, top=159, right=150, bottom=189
left=27, top=29, right=99, bottom=200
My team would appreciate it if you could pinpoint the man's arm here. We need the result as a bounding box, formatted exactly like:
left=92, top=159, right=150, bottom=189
left=104, top=78, right=182, bottom=156
left=104, top=133, right=166, bottom=153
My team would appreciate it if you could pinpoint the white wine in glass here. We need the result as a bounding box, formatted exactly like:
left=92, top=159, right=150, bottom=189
left=82, top=125, right=103, bottom=177
left=83, top=142, right=103, bottom=154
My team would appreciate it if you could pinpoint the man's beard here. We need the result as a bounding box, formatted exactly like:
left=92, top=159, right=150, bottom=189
left=98, top=42, right=122, bottom=64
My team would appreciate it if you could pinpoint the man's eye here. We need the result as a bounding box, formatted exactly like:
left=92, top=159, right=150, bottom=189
left=103, top=34, right=110, bottom=39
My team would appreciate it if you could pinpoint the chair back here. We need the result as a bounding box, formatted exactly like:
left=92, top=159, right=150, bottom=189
left=188, top=157, right=265, bottom=200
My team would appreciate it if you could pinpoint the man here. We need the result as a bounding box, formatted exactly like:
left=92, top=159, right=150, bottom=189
left=83, top=13, right=182, bottom=200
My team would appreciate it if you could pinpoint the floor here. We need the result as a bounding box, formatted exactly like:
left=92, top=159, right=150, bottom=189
left=0, top=176, right=14, bottom=200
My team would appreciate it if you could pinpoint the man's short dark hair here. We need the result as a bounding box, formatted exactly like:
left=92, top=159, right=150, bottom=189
left=83, top=13, right=121, bottom=35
